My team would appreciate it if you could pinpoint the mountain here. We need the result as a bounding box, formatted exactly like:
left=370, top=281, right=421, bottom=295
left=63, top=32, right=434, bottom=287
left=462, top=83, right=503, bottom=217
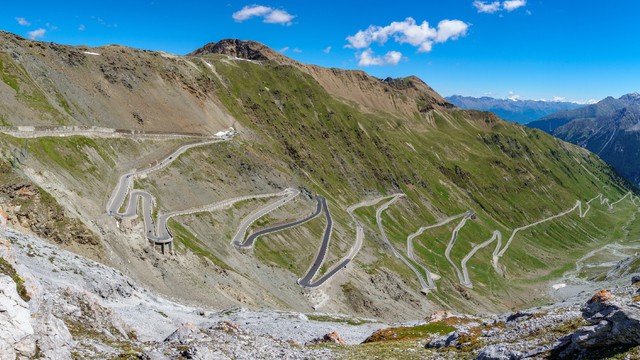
left=446, top=95, right=584, bottom=124
left=0, top=31, right=638, bottom=328
left=528, top=93, right=640, bottom=185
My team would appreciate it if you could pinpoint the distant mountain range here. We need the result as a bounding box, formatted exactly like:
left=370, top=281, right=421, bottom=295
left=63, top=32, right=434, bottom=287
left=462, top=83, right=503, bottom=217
left=446, top=95, right=584, bottom=124
left=529, top=93, right=640, bottom=186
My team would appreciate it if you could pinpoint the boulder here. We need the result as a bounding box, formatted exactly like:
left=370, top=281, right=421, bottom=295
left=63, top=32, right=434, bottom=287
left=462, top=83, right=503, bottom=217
left=475, top=344, right=524, bottom=360
left=426, top=330, right=464, bottom=349
left=323, top=331, right=346, bottom=344
left=553, top=289, right=640, bottom=358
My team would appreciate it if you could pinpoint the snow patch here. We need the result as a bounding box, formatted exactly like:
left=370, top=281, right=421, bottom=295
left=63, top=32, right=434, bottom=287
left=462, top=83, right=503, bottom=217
left=552, top=283, right=566, bottom=290
left=82, top=51, right=101, bottom=56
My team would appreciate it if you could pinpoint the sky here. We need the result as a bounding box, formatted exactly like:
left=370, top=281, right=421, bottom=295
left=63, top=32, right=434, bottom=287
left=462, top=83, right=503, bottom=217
left=1, top=0, right=639, bottom=103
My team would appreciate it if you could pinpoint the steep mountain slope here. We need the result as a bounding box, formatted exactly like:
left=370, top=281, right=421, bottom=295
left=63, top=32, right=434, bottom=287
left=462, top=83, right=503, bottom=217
left=446, top=95, right=583, bottom=124
left=528, top=93, right=640, bottom=185
left=190, top=39, right=453, bottom=116
left=0, top=33, right=638, bottom=321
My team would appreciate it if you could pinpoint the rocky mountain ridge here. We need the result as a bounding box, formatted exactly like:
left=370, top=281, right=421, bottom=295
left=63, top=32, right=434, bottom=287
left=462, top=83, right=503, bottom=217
left=191, top=38, right=453, bottom=114
left=446, top=95, right=583, bottom=124
left=528, top=93, right=640, bottom=185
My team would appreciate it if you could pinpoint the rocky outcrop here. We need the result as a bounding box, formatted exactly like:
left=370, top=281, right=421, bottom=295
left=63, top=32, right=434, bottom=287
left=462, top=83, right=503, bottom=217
left=426, top=330, right=468, bottom=349
left=554, top=289, right=640, bottom=358
left=0, top=275, right=35, bottom=360
left=187, top=39, right=273, bottom=61
left=0, top=164, right=100, bottom=248
left=475, top=344, right=523, bottom=360
left=323, top=331, right=347, bottom=344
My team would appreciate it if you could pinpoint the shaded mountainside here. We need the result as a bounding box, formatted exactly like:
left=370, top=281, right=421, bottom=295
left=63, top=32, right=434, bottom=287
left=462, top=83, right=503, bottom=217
left=0, top=32, right=638, bottom=321
left=529, top=93, right=640, bottom=185
left=446, top=95, right=583, bottom=124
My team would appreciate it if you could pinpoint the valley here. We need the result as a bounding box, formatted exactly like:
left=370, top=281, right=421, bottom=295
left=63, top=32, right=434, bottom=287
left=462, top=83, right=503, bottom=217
left=1, top=31, right=640, bottom=358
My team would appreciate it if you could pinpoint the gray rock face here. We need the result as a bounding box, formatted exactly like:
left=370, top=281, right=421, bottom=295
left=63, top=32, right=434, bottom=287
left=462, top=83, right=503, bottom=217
left=554, top=290, right=640, bottom=358
left=475, top=344, right=524, bottom=360
left=426, top=330, right=464, bottom=349
left=0, top=275, right=35, bottom=360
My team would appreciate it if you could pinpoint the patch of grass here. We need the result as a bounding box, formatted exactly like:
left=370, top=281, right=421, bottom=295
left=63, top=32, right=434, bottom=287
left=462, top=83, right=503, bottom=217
left=307, top=314, right=373, bottom=326
left=168, top=219, right=231, bottom=270
left=363, top=321, right=456, bottom=343
left=0, top=257, right=31, bottom=301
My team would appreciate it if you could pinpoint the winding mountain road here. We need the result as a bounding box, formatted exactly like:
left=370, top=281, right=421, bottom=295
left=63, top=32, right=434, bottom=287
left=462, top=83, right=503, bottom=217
left=406, top=212, right=468, bottom=290
left=230, top=188, right=301, bottom=248
left=107, top=131, right=247, bottom=249
left=298, top=197, right=334, bottom=287
left=491, top=191, right=640, bottom=271
left=444, top=212, right=474, bottom=286
left=237, top=196, right=323, bottom=248
left=375, top=194, right=434, bottom=294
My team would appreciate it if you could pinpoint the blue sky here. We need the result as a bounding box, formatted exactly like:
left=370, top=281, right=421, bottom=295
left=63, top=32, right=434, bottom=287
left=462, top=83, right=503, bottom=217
left=1, top=1, right=639, bottom=103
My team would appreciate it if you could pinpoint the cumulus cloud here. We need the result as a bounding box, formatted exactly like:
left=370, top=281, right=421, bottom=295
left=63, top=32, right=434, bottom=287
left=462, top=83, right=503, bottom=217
left=27, top=28, right=46, bottom=40
left=323, top=46, right=332, bottom=54
left=357, top=49, right=403, bottom=66
left=474, top=0, right=527, bottom=13
left=503, top=0, right=527, bottom=11
left=345, top=17, right=468, bottom=53
left=16, top=17, right=31, bottom=26
left=232, top=5, right=295, bottom=25
left=552, top=96, right=566, bottom=102
left=473, top=1, right=501, bottom=13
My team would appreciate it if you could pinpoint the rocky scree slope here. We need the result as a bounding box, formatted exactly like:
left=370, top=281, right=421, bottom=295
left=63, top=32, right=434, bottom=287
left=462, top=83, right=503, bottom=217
left=0, top=33, right=637, bottom=320
left=529, top=93, right=640, bottom=186
left=5, top=226, right=640, bottom=359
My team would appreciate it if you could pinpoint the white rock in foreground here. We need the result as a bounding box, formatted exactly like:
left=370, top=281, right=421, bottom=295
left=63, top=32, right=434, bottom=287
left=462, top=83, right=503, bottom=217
left=0, top=275, right=35, bottom=360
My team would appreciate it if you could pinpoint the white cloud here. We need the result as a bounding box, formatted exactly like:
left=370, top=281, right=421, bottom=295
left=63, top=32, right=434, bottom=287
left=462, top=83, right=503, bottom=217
left=232, top=5, right=271, bottom=21
left=78, top=24, right=86, bottom=31
left=264, top=9, right=295, bottom=25
left=552, top=96, right=566, bottom=102
left=323, top=46, right=332, bottom=53
left=279, top=46, right=289, bottom=53
left=473, top=1, right=501, bottom=13
left=293, top=48, right=302, bottom=53
left=232, top=5, right=295, bottom=25
left=507, top=91, right=520, bottom=101
left=503, top=0, right=527, bottom=11
left=474, top=0, right=527, bottom=14
left=345, top=17, right=468, bottom=53
left=27, top=28, right=46, bottom=40
left=16, top=17, right=31, bottom=26
left=384, top=51, right=403, bottom=65
left=357, top=49, right=403, bottom=66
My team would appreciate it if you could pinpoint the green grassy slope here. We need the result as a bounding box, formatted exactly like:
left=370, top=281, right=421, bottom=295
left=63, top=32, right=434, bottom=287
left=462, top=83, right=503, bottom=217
left=193, top=57, right=638, bottom=310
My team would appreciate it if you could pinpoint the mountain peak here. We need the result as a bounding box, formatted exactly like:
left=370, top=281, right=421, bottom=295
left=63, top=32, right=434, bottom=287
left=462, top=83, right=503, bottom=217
left=619, top=92, right=640, bottom=104
left=187, top=39, right=276, bottom=61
